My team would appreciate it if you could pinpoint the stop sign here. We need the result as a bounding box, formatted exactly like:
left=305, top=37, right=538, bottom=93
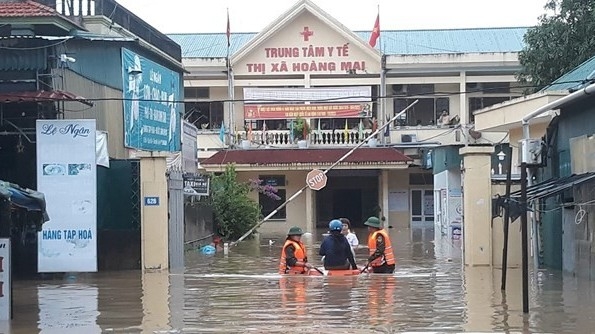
left=306, top=169, right=327, bottom=191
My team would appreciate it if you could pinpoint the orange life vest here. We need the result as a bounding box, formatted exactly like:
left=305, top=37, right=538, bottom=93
left=279, top=239, right=308, bottom=274
left=367, top=229, right=395, bottom=267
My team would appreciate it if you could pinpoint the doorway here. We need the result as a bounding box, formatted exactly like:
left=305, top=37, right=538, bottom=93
left=411, top=189, right=434, bottom=225
left=315, top=173, right=379, bottom=228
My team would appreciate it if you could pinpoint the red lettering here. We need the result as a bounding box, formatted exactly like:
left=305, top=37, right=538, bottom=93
left=264, top=47, right=299, bottom=58
left=315, top=47, right=325, bottom=57
left=292, top=63, right=301, bottom=72
left=271, top=63, right=280, bottom=72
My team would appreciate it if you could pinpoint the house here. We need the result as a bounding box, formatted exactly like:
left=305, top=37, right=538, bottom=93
left=169, top=0, right=525, bottom=240
left=475, top=54, right=595, bottom=277
left=0, top=0, right=185, bottom=273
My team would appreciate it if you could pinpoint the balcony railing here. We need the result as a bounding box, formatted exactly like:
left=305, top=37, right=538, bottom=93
left=205, top=125, right=503, bottom=149
left=235, top=129, right=374, bottom=148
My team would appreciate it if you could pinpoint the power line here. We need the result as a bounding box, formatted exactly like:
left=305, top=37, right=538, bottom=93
left=1, top=79, right=589, bottom=105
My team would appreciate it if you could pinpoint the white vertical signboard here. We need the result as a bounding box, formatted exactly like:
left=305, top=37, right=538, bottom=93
left=36, top=120, right=97, bottom=272
left=0, top=238, right=10, bottom=321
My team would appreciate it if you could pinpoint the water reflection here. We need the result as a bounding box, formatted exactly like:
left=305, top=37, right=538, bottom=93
left=6, top=227, right=595, bottom=333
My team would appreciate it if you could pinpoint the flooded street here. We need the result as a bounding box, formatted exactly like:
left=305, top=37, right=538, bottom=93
left=7, top=227, right=595, bottom=333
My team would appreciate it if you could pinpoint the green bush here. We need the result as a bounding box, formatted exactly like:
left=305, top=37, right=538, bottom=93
left=210, top=164, right=261, bottom=241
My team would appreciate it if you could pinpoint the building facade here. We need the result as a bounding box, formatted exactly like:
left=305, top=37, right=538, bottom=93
left=169, top=0, right=526, bottom=238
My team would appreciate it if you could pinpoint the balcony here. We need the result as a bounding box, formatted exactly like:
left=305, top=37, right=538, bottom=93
left=234, top=129, right=375, bottom=148
left=231, top=125, right=479, bottom=148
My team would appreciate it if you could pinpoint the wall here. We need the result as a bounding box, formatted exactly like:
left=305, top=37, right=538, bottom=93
left=386, top=168, right=419, bottom=230
left=236, top=170, right=308, bottom=238
left=63, top=41, right=124, bottom=90
left=491, top=182, right=522, bottom=268
left=572, top=181, right=595, bottom=280
left=59, top=69, right=127, bottom=159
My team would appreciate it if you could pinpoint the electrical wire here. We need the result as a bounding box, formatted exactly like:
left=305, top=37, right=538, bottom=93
left=0, top=38, right=70, bottom=51
left=1, top=79, right=590, bottom=105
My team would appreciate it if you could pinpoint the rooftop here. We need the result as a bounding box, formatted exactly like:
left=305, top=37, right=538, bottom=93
left=543, top=55, right=595, bottom=92
left=0, top=0, right=56, bottom=17
left=168, top=27, right=529, bottom=58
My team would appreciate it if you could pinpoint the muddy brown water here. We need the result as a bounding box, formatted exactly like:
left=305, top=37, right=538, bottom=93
left=6, top=227, right=595, bottom=333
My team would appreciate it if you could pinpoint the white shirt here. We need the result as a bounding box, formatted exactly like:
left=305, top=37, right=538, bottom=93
left=345, top=231, right=359, bottom=248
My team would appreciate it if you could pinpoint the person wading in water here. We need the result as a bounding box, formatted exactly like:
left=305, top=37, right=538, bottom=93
left=279, top=226, right=313, bottom=274
left=319, top=220, right=358, bottom=271
left=364, top=216, right=396, bottom=274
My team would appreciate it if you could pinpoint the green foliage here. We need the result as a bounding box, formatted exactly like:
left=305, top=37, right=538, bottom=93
left=292, top=117, right=311, bottom=140
left=210, top=164, right=261, bottom=241
left=518, top=0, right=595, bottom=91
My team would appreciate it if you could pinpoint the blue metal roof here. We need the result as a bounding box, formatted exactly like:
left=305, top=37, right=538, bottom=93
left=168, top=27, right=528, bottom=58
left=542, top=55, right=595, bottom=92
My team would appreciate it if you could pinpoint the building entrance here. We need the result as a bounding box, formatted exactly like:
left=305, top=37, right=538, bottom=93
left=315, top=170, right=379, bottom=228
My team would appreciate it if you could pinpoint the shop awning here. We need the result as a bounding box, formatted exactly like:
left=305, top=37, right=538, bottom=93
left=510, top=172, right=595, bottom=201
left=0, top=90, right=93, bottom=106
left=0, top=180, right=49, bottom=222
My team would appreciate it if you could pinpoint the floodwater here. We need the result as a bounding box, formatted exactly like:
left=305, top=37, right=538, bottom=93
left=6, top=226, right=595, bottom=333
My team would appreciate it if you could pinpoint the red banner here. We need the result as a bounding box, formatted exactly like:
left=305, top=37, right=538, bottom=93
left=244, top=103, right=371, bottom=120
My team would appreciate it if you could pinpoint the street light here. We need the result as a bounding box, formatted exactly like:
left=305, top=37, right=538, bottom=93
left=497, top=150, right=506, bottom=175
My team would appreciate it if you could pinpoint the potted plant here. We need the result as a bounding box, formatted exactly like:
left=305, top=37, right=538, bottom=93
left=292, top=117, right=311, bottom=148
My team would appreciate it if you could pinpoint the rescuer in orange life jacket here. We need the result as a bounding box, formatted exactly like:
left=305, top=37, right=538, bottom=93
left=279, top=226, right=313, bottom=274
left=364, top=217, right=396, bottom=274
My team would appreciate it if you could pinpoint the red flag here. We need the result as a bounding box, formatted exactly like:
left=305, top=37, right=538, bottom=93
left=369, top=14, right=380, bottom=48
left=226, top=9, right=231, bottom=47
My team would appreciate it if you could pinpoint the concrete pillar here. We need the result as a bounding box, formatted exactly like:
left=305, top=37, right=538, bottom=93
left=460, top=146, right=494, bottom=266
left=141, top=271, right=170, bottom=333
left=380, top=170, right=389, bottom=226
left=139, top=154, right=169, bottom=271
left=305, top=187, right=315, bottom=234
left=459, top=71, right=468, bottom=125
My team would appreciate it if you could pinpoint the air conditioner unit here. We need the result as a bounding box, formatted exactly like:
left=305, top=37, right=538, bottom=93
left=519, top=138, right=543, bottom=166
left=392, top=84, right=407, bottom=95
left=401, top=134, right=417, bottom=143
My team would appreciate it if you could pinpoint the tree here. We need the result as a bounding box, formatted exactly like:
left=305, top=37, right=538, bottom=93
left=210, top=164, right=261, bottom=241
left=518, top=0, right=595, bottom=91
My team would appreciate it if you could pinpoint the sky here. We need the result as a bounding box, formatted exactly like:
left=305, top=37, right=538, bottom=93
left=114, top=0, right=547, bottom=34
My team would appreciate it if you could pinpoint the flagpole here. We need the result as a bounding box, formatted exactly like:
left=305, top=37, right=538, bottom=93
left=377, top=4, right=388, bottom=145
left=226, top=8, right=235, bottom=145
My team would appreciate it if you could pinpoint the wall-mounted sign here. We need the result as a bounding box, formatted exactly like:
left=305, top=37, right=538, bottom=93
left=243, top=86, right=371, bottom=103
left=144, top=196, right=160, bottom=206
left=183, top=174, right=210, bottom=196
left=121, top=48, right=181, bottom=152
left=244, top=103, right=371, bottom=120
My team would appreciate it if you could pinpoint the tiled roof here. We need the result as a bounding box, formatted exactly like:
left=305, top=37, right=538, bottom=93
left=201, top=147, right=411, bottom=166
left=0, top=0, right=57, bottom=17
left=542, top=55, right=595, bottom=92
left=168, top=27, right=529, bottom=58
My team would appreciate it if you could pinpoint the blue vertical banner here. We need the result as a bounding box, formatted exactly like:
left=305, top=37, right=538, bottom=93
left=121, top=48, right=181, bottom=152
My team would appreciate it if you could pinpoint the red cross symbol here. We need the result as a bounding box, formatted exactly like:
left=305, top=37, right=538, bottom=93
left=300, top=26, right=314, bottom=42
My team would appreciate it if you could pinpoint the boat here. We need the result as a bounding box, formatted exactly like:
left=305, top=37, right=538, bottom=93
left=282, top=268, right=363, bottom=276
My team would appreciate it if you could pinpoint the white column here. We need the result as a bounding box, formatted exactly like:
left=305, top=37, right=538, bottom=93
left=305, top=187, right=315, bottom=234
left=381, top=170, right=389, bottom=225
left=459, top=71, right=468, bottom=125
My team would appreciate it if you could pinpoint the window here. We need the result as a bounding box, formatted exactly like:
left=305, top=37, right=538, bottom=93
left=393, top=97, right=450, bottom=126
left=184, top=87, right=209, bottom=99
left=465, top=82, right=510, bottom=94
left=185, top=102, right=224, bottom=130
left=409, top=173, right=433, bottom=185
left=468, top=96, right=511, bottom=122
left=258, top=175, right=286, bottom=220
